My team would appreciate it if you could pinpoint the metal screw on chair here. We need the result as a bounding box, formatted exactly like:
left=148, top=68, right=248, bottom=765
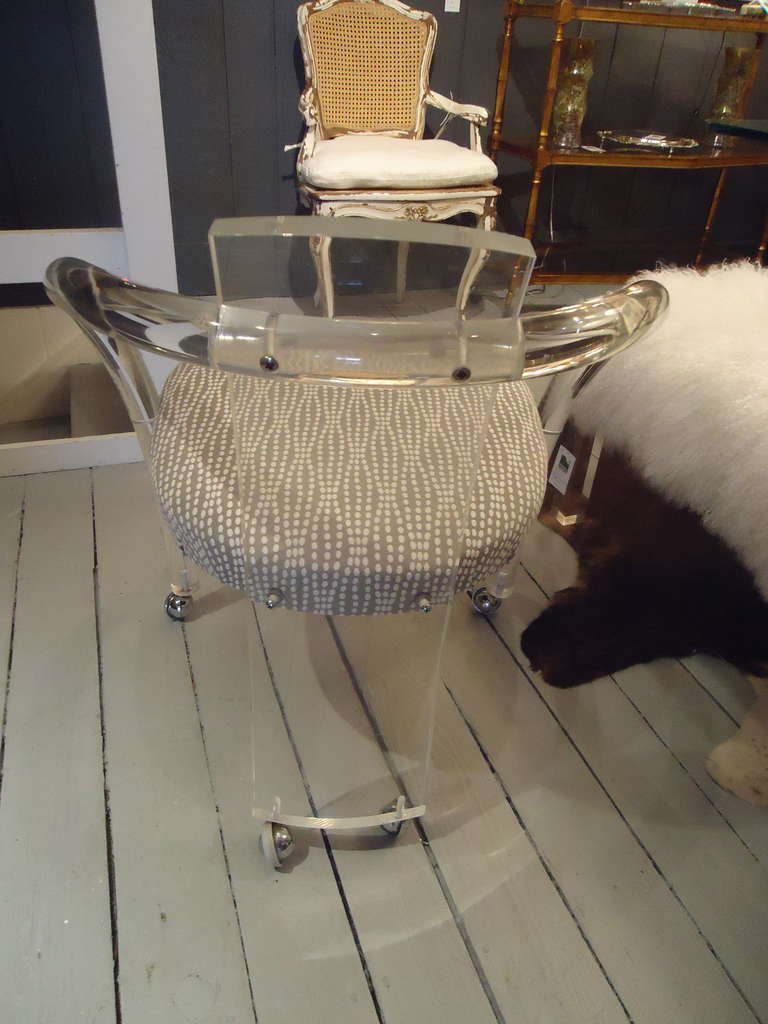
left=265, top=589, right=285, bottom=609
left=415, top=593, right=432, bottom=613
left=452, top=365, right=471, bottom=381
left=260, top=354, right=279, bottom=372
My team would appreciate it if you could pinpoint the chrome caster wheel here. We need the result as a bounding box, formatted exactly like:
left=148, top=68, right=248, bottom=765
left=260, top=821, right=295, bottom=868
left=379, top=798, right=407, bottom=837
left=469, top=587, right=501, bottom=616
left=164, top=592, right=191, bottom=622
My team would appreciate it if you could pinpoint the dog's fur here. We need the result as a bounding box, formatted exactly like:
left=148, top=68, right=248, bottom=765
left=570, top=261, right=768, bottom=603
left=521, top=262, right=768, bottom=805
left=520, top=449, right=768, bottom=806
left=521, top=449, right=768, bottom=689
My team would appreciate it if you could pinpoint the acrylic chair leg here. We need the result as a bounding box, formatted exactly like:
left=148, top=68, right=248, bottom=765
left=160, top=522, right=196, bottom=622
left=309, top=233, right=334, bottom=318
left=395, top=240, right=410, bottom=303
left=469, top=551, right=521, bottom=615
left=581, top=433, right=603, bottom=501
left=537, top=370, right=581, bottom=457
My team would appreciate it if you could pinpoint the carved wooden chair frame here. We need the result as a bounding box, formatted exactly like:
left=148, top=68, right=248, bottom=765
left=295, top=0, right=500, bottom=314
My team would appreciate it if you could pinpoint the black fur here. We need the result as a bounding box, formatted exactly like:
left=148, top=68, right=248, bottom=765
left=521, top=450, right=768, bottom=688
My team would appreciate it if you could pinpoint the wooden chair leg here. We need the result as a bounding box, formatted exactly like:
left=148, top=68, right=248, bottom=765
left=309, top=234, right=334, bottom=318
left=456, top=206, right=496, bottom=313
left=395, top=239, right=410, bottom=303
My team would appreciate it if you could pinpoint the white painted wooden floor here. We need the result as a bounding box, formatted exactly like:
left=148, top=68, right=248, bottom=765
left=1, top=463, right=767, bottom=1024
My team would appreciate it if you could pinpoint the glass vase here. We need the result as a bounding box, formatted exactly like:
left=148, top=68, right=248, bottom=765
left=708, top=46, right=753, bottom=122
left=551, top=38, right=596, bottom=150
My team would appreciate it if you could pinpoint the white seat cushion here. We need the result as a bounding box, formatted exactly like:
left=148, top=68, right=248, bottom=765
left=300, top=135, right=499, bottom=190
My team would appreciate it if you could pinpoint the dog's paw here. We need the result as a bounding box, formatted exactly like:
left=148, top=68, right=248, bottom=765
left=706, top=729, right=768, bottom=808
left=520, top=596, right=603, bottom=689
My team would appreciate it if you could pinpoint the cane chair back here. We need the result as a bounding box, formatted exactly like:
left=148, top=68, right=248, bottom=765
left=299, top=0, right=436, bottom=138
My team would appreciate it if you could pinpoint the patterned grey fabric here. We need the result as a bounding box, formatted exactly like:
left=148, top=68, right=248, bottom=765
left=151, top=364, right=546, bottom=615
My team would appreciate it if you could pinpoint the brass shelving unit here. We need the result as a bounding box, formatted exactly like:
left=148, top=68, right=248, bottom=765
left=490, top=0, right=768, bottom=282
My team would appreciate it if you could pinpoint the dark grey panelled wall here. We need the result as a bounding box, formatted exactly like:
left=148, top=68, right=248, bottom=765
left=1, top=1, right=118, bottom=305
left=1, top=1, right=119, bottom=231
left=153, top=0, right=767, bottom=293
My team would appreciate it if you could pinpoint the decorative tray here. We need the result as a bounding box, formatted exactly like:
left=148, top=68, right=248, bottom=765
left=596, top=130, right=699, bottom=152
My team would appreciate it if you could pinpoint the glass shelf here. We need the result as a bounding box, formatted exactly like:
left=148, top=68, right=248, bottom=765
left=509, top=0, right=768, bottom=33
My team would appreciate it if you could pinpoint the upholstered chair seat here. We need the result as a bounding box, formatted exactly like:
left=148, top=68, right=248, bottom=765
left=300, top=135, right=499, bottom=190
left=150, top=364, right=546, bottom=617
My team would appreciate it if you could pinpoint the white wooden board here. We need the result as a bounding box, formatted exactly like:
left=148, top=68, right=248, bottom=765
left=0, top=470, right=115, bottom=1023
left=0, top=477, right=23, bottom=744
left=257, top=607, right=500, bottom=1024
left=445, top=596, right=757, bottom=1024
left=92, top=463, right=254, bottom=1023
left=494, top=573, right=768, bottom=1020
left=335, top=611, right=629, bottom=1024
left=0, top=432, right=142, bottom=478
left=614, top=658, right=768, bottom=867
left=682, top=653, right=756, bottom=724
left=181, top=573, right=381, bottom=1023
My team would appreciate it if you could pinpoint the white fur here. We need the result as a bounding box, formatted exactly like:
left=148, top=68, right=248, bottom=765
left=572, top=262, right=768, bottom=600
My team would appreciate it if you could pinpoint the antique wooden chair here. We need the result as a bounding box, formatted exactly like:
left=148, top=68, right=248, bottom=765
left=295, top=0, right=500, bottom=316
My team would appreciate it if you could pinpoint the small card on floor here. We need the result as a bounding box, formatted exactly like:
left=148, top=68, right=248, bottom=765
left=549, top=444, right=577, bottom=495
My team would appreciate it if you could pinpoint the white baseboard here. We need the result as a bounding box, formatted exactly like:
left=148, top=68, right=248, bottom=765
left=0, top=432, right=142, bottom=477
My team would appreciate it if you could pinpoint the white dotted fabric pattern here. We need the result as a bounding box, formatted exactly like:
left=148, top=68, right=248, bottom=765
left=151, top=365, right=546, bottom=615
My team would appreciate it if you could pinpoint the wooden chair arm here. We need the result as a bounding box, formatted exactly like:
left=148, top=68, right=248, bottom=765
left=426, top=90, right=488, bottom=125
left=426, top=91, right=488, bottom=150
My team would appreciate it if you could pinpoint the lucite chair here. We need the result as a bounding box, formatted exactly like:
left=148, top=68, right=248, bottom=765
left=45, top=216, right=666, bottom=868
left=294, top=0, right=500, bottom=317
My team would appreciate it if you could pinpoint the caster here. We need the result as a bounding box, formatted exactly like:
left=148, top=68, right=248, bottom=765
left=164, top=592, right=191, bottom=622
left=469, top=587, right=501, bottom=616
left=379, top=797, right=407, bottom=837
left=260, top=821, right=295, bottom=868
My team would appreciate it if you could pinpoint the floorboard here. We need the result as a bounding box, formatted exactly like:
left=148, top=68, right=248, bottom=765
left=335, top=611, right=630, bottom=1024
left=445, top=597, right=759, bottom=1024
left=3, top=463, right=767, bottom=1024
left=93, top=463, right=255, bottom=1024
left=492, top=573, right=768, bottom=1021
left=614, top=658, right=768, bottom=867
left=0, top=476, right=24, bottom=763
left=520, top=523, right=768, bottom=864
left=0, top=470, right=115, bottom=1023
left=257, top=607, right=500, bottom=1024
left=181, top=574, right=381, bottom=1023
left=682, top=653, right=756, bottom=723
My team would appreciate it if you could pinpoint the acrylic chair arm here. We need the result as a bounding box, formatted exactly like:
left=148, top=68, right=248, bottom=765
left=520, top=279, right=668, bottom=380
left=45, top=257, right=527, bottom=384
left=44, top=258, right=216, bottom=364
left=45, top=259, right=667, bottom=386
